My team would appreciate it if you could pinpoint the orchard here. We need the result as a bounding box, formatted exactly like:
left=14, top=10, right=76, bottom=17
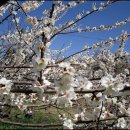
left=0, top=0, right=130, bottom=129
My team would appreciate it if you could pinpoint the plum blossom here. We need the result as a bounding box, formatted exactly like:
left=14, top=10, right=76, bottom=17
left=117, top=118, right=127, bottom=129
left=0, top=4, right=11, bottom=16
left=12, top=11, right=17, bottom=15
left=34, top=42, right=46, bottom=54
left=83, top=81, right=93, bottom=90
left=0, top=1, right=130, bottom=129
left=15, top=94, right=27, bottom=111
left=27, top=16, right=38, bottom=25
left=32, top=56, right=49, bottom=72
left=55, top=62, right=75, bottom=92
left=118, top=103, right=130, bottom=116
left=68, top=1, right=77, bottom=7
left=63, top=118, right=73, bottom=129
left=93, top=105, right=105, bottom=119
left=55, top=73, right=74, bottom=92
left=76, top=77, right=93, bottom=90
left=74, top=105, right=86, bottom=121
left=74, top=112, right=85, bottom=121
left=66, top=87, right=77, bottom=100
left=92, top=2, right=97, bottom=10
left=101, top=74, right=114, bottom=88
left=119, top=83, right=130, bottom=96
left=101, top=111, right=115, bottom=125
left=56, top=95, right=72, bottom=107
left=102, top=111, right=115, bottom=119
left=0, top=78, right=12, bottom=94
left=12, top=17, right=20, bottom=23
left=21, top=1, right=43, bottom=13
left=76, top=14, right=82, bottom=19
left=83, top=93, right=93, bottom=104
left=43, top=26, right=52, bottom=34
left=15, top=49, right=25, bottom=64
left=18, top=104, right=27, bottom=111
left=42, top=76, right=51, bottom=86
left=91, top=93, right=104, bottom=107
left=85, top=108, right=95, bottom=120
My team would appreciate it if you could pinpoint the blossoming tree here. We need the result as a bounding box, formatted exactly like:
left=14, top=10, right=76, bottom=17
left=0, top=0, right=130, bottom=129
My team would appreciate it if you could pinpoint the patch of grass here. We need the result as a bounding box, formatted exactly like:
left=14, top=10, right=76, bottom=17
left=0, top=107, right=62, bottom=130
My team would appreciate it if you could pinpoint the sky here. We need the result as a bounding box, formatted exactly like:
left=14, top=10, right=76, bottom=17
left=0, top=1, right=130, bottom=57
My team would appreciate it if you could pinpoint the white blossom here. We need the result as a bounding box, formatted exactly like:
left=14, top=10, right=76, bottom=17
left=101, top=74, right=114, bottom=88
left=68, top=1, right=77, bottom=7
left=76, top=14, right=82, bottom=19
left=32, top=56, right=49, bottom=72
left=12, top=11, right=17, bottom=15
left=0, top=78, right=12, bottom=94
left=56, top=95, right=72, bottom=107
left=43, top=26, right=52, bottom=34
left=117, top=118, right=127, bottom=129
left=63, top=118, right=73, bottom=129
left=27, top=16, right=38, bottom=25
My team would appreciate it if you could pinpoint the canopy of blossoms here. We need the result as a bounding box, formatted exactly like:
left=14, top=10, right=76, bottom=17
left=0, top=1, right=130, bottom=129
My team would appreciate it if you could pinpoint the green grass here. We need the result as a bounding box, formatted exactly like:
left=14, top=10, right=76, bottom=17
left=0, top=108, right=63, bottom=130
left=0, top=99, right=87, bottom=129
